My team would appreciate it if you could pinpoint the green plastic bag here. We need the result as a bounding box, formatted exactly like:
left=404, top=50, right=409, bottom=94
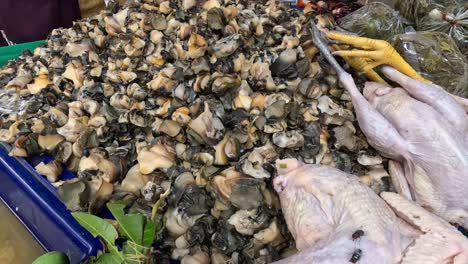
left=395, top=0, right=462, bottom=26
left=391, top=31, right=468, bottom=97
left=417, top=3, right=468, bottom=54
left=0, top=40, right=44, bottom=67
left=339, top=2, right=408, bottom=41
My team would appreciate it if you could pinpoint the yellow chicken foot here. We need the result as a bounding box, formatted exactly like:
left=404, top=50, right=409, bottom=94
left=327, top=32, right=431, bottom=84
left=305, top=44, right=384, bottom=83
left=331, top=44, right=387, bottom=84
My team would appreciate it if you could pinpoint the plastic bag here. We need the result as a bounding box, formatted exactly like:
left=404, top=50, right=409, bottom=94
left=0, top=88, right=41, bottom=116
left=391, top=31, right=468, bottom=97
left=368, top=0, right=397, bottom=8
left=418, top=4, right=468, bottom=54
left=395, top=0, right=462, bottom=25
left=339, top=2, right=408, bottom=41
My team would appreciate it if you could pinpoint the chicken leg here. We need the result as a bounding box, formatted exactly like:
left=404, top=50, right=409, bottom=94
left=310, top=22, right=413, bottom=165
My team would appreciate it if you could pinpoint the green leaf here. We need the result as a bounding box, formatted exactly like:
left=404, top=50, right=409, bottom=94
left=107, top=202, right=145, bottom=245
left=95, top=253, right=122, bottom=264
left=142, top=220, right=156, bottom=247
left=72, top=212, right=124, bottom=261
left=32, top=251, right=69, bottom=264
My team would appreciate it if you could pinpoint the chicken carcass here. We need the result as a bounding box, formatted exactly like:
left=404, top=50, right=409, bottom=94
left=309, top=23, right=468, bottom=227
left=273, top=159, right=468, bottom=264
left=361, top=67, right=468, bottom=227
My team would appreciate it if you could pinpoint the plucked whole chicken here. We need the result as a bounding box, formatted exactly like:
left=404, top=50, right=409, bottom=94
left=273, top=159, right=468, bottom=264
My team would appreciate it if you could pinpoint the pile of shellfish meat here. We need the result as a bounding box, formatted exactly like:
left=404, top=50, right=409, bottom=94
left=0, top=0, right=391, bottom=263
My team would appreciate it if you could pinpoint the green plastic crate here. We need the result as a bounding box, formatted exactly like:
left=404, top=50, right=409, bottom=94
left=0, top=40, right=45, bottom=67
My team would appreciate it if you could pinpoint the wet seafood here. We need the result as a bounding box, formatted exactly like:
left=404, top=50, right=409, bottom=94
left=0, top=0, right=386, bottom=262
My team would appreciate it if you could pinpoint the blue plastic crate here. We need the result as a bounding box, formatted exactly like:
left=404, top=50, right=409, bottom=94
left=0, top=143, right=101, bottom=263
